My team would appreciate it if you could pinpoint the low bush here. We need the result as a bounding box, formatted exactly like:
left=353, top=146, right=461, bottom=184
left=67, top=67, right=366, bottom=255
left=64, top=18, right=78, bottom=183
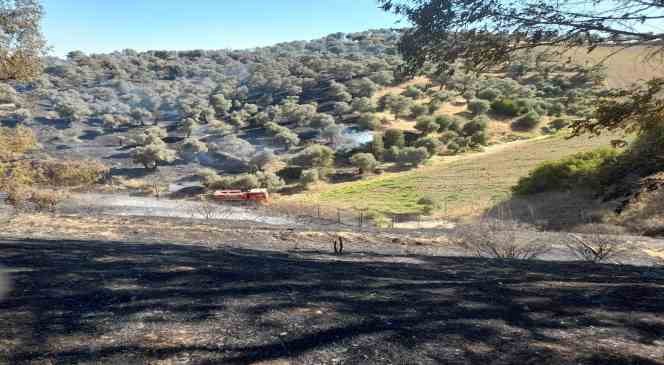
left=401, top=85, right=424, bottom=99
left=350, top=153, right=379, bottom=175
left=0, top=126, right=37, bottom=161
left=438, top=130, right=458, bottom=144
left=512, top=148, right=620, bottom=195
left=452, top=218, right=551, bottom=259
left=414, top=136, right=441, bottom=156
left=396, top=147, right=429, bottom=167
left=255, top=171, right=285, bottom=192
left=290, top=144, right=334, bottom=169
left=512, top=111, right=541, bottom=131
left=467, top=99, right=491, bottom=115
left=491, top=98, right=520, bottom=117
left=409, top=104, right=429, bottom=119
left=205, top=173, right=260, bottom=190
left=384, top=128, right=405, bottom=149
left=300, top=169, right=320, bottom=188
left=566, top=224, right=630, bottom=263
left=414, top=116, right=439, bottom=135
left=418, top=195, right=439, bottom=215
left=461, top=116, right=488, bottom=136
left=356, top=113, right=381, bottom=130
left=477, top=88, right=502, bottom=101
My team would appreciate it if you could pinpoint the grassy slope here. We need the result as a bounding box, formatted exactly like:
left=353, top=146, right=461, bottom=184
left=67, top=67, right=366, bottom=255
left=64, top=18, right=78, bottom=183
left=282, top=133, right=615, bottom=216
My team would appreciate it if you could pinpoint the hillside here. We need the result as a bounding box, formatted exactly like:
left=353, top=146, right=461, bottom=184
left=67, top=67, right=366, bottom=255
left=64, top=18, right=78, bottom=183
left=280, top=133, right=616, bottom=219
left=1, top=31, right=661, bottom=231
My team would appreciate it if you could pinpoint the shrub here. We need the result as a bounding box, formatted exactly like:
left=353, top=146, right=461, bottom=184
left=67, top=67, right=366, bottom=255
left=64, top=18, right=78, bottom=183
left=350, top=153, right=378, bottom=174
left=491, top=98, right=520, bottom=117
left=548, top=102, right=564, bottom=117
left=371, top=133, right=385, bottom=161
left=351, top=97, right=375, bottom=113
left=356, top=113, right=381, bottom=130
left=452, top=218, right=551, bottom=259
left=461, top=116, right=488, bottom=136
left=512, top=148, right=620, bottom=195
left=427, top=99, right=443, bottom=114
left=467, top=99, right=491, bottom=115
left=512, top=111, right=541, bottom=131
left=290, top=144, right=334, bottom=169
left=273, top=130, right=300, bottom=149
left=249, top=150, right=277, bottom=172
left=402, top=85, right=424, bottom=99
left=310, top=113, right=336, bottom=129
left=384, top=128, right=405, bottom=149
left=232, top=174, right=260, bottom=190
left=37, top=160, right=109, bottom=187
left=27, top=189, right=63, bottom=212
left=300, top=169, right=319, bottom=188
left=566, top=224, right=630, bottom=263
left=409, top=104, right=429, bottom=118
left=384, top=146, right=401, bottom=162
left=549, top=118, right=569, bottom=131
left=418, top=195, right=439, bottom=215
left=396, top=147, right=429, bottom=167
left=439, top=130, right=458, bottom=144
left=128, top=126, right=167, bottom=147
left=387, top=95, right=414, bottom=118
left=0, top=126, right=36, bottom=161
left=178, top=138, right=208, bottom=161
left=434, top=115, right=461, bottom=132
left=255, top=171, right=285, bottom=192
left=377, top=93, right=396, bottom=111
left=414, top=136, right=441, bottom=156
left=477, top=88, right=502, bottom=101
left=414, top=116, right=439, bottom=135
left=470, top=130, right=488, bottom=147
left=132, top=142, right=177, bottom=169
left=431, top=91, right=451, bottom=103
left=205, top=173, right=260, bottom=190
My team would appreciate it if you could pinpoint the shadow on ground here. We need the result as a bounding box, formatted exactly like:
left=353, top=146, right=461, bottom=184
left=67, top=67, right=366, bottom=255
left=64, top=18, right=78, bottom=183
left=0, top=238, right=663, bottom=364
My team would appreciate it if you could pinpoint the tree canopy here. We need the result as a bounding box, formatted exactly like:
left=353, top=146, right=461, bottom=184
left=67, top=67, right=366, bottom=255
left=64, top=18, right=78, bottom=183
left=380, top=0, right=664, bottom=74
left=0, top=0, right=46, bottom=81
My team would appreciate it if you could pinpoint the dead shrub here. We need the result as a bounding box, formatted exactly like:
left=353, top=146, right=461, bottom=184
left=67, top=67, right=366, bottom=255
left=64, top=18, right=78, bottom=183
left=28, top=189, right=63, bottom=212
left=566, top=224, right=630, bottom=263
left=0, top=126, right=37, bottom=161
left=452, top=218, right=551, bottom=259
left=5, top=186, right=64, bottom=213
left=35, top=160, right=109, bottom=187
left=188, top=198, right=230, bottom=220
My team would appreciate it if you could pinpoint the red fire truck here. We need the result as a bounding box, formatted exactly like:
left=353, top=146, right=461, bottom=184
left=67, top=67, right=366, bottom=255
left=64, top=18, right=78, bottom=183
left=212, top=189, right=269, bottom=204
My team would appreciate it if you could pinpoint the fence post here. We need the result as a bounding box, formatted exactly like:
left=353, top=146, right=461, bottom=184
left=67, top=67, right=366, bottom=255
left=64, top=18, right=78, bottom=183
left=317, top=205, right=321, bottom=218
left=359, top=211, right=363, bottom=228
left=337, top=209, right=341, bottom=224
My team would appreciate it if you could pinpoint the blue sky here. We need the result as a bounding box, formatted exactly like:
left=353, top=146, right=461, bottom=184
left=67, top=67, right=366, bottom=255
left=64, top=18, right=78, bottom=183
left=41, top=0, right=403, bottom=57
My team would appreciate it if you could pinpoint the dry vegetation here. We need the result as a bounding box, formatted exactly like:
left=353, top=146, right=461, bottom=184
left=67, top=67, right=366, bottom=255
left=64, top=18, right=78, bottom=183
left=561, top=46, right=664, bottom=89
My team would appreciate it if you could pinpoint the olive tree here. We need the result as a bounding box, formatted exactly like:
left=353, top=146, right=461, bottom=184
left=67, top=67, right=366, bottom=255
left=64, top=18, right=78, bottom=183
left=350, top=153, right=379, bottom=175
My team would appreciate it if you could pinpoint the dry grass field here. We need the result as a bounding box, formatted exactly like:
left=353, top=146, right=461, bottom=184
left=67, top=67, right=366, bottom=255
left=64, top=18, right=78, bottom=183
left=563, top=46, right=664, bottom=88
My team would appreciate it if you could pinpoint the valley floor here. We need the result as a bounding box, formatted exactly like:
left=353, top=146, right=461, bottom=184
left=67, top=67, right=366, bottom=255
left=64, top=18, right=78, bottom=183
left=0, top=214, right=663, bottom=364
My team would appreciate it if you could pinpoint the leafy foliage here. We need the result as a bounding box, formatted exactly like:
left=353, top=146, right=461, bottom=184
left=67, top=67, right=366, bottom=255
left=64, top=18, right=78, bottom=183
left=512, top=148, right=619, bottom=195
